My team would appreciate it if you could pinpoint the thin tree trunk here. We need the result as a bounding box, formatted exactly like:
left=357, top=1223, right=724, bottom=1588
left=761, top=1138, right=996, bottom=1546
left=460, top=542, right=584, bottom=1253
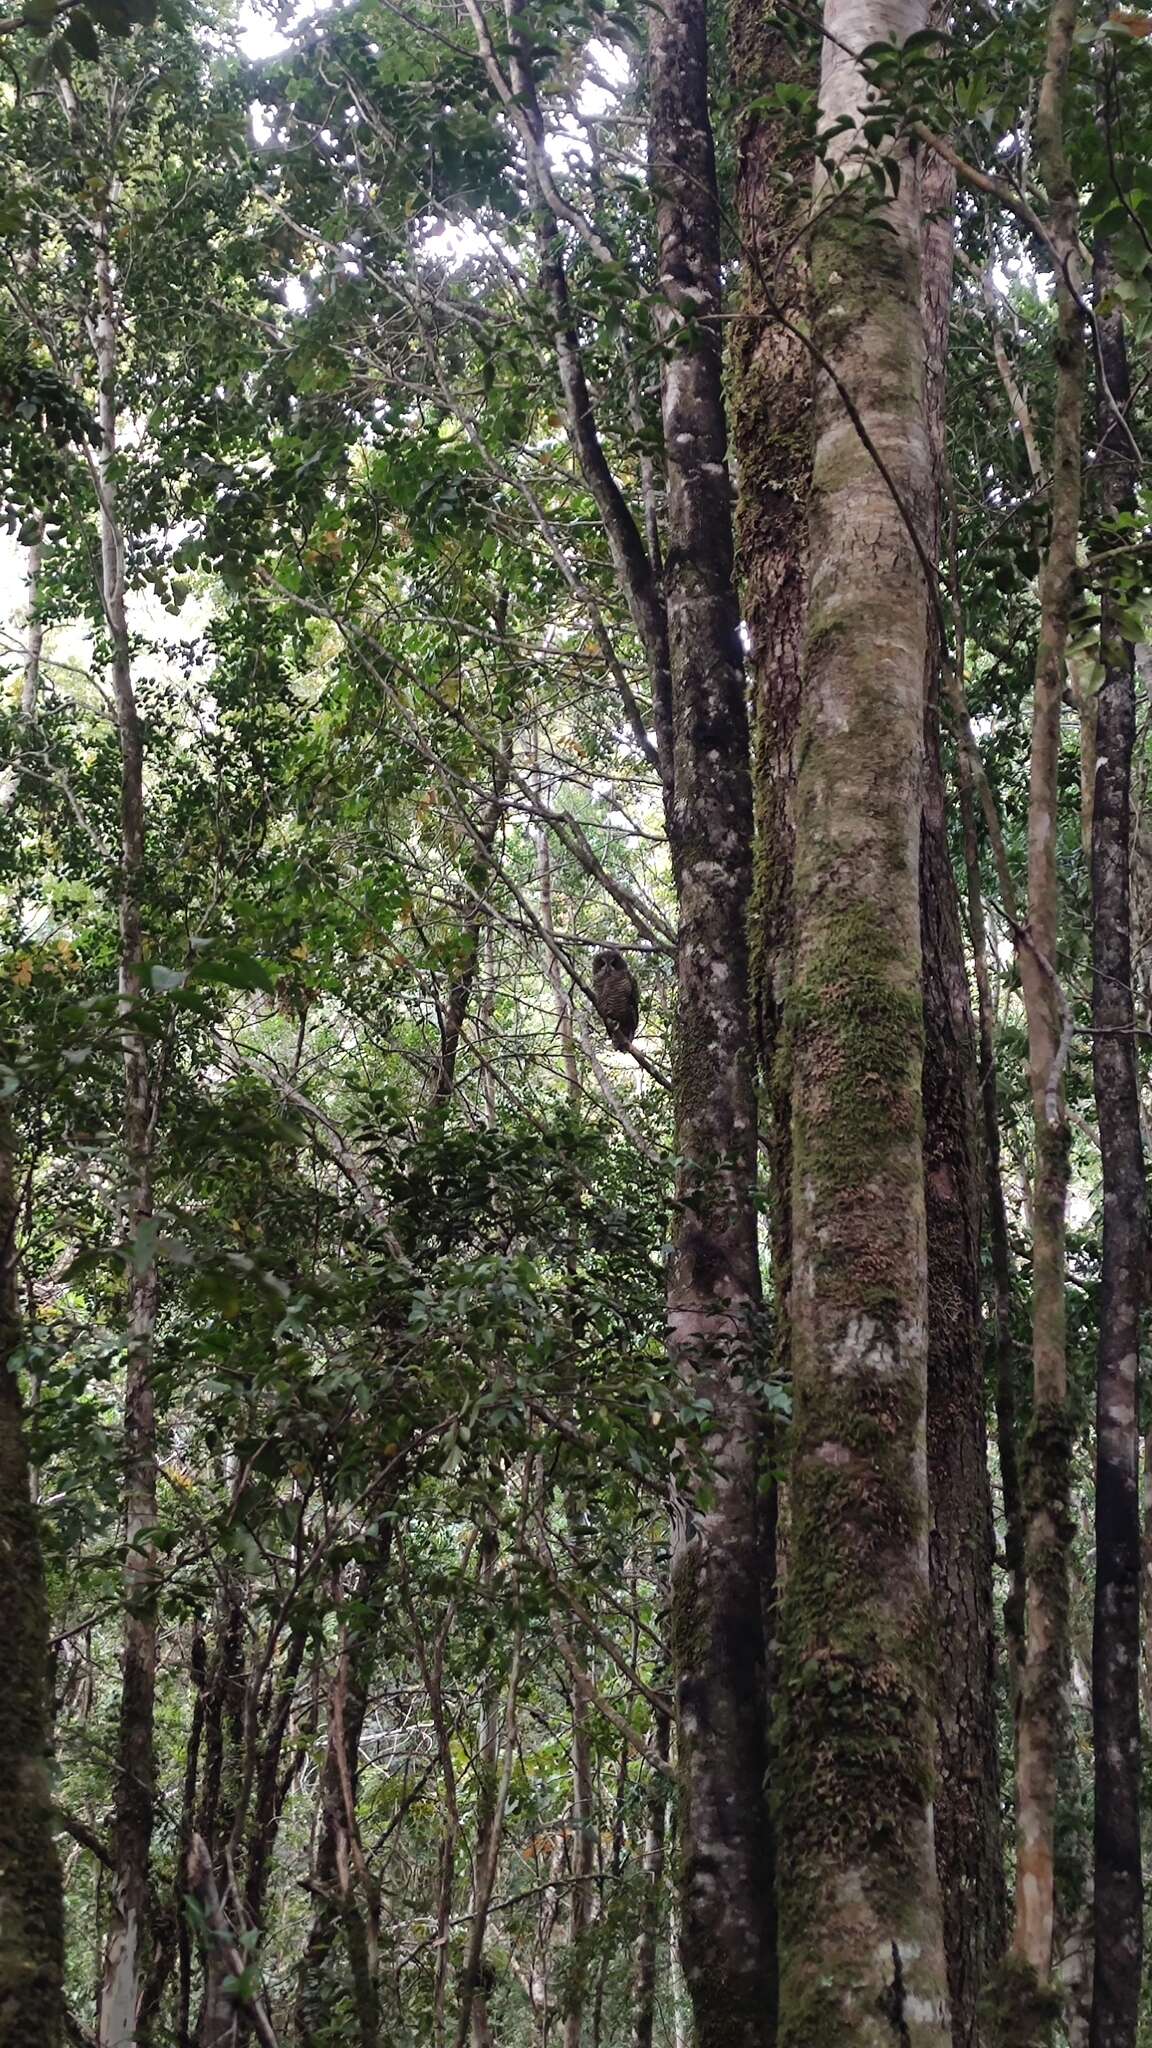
left=1060, top=1884, right=1095, bottom=2048
left=951, top=757, right=1020, bottom=1695
left=0, top=1104, right=64, bottom=2045
left=648, top=1, right=776, bottom=2041
left=919, top=142, right=1005, bottom=2041
left=957, top=766, right=1027, bottom=1682
left=468, top=1529, right=501, bottom=2048
left=628, top=1709, right=670, bottom=2048
left=176, top=1627, right=207, bottom=2048
left=669, top=1887, right=688, bottom=2048
left=184, top=1838, right=278, bottom=2048
left=775, top=0, right=950, bottom=2030
left=194, top=1587, right=247, bottom=2048
left=452, top=1633, right=522, bottom=2048
left=923, top=657, right=1006, bottom=2048
left=431, top=703, right=511, bottom=1111
left=295, top=1561, right=385, bottom=2048
left=84, top=155, right=162, bottom=2048
left=1006, top=0, right=1084, bottom=2021
left=21, top=533, right=43, bottom=720
left=560, top=1675, right=595, bottom=2048
left=242, top=1624, right=309, bottom=1933
left=534, top=741, right=580, bottom=1101
left=729, top=32, right=810, bottom=1911
left=729, top=0, right=811, bottom=1352
left=1087, top=233, right=1144, bottom=2048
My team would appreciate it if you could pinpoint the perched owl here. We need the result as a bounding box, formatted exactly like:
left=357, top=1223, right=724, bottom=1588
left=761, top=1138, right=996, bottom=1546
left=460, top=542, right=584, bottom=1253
left=592, top=948, right=640, bottom=1050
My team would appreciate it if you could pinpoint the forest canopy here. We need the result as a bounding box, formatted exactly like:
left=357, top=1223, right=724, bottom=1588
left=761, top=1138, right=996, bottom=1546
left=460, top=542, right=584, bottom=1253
left=0, top=0, right=1151, bottom=2041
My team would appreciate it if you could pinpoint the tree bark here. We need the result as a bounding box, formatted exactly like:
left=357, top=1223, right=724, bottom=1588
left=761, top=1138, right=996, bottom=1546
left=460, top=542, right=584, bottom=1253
left=295, top=1565, right=385, bottom=2048
left=83, top=156, right=162, bottom=2048
left=431, top=712, right=511, bottom=1112
left=957, top=765, right=1027, bottom=1685
left=0, top=1106, right=64, bottom=2047
left=730, top=0, right=811, bottom=1354
left=193, top=1586, right=247, bottom=2048
left=919, top=143, right=1006, bottom=2043
left=775, top=0, right=950, bottom=2033
left=560, top=1670, right=595, bottom=2048
left=648, top=2, right=776, bottom=2043
left=1006, top=0, right=1084, bottom=2020
left=1087, top=235, right=1143, bottom=2048
left=629, top=1709, right=671, bottom=2048
left=20, top=533, right=43, bottom=720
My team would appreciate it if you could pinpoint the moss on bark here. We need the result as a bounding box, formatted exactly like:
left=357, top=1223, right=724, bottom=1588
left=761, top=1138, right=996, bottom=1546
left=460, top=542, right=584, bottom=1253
left=980, top=1953, right=1062, bottom=2048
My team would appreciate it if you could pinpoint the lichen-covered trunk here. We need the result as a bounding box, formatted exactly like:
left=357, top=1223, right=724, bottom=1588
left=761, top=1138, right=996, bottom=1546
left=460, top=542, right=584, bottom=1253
left=1088, top=240, right=1143, bottom=2048
left=648, top=1, right=775, bottom=2040
left=0, top=1107, right=64, bottom=2046
left=775, top=0, right=949, bottom=2035
left=1007, top=1, right=1084, bottom=2019
left=730, top=0, right=811, bottom=1358
left=919, top=144, right=1005, bottom=2042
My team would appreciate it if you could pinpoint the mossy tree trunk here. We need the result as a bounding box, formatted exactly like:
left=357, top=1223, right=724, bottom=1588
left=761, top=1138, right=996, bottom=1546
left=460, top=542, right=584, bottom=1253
left=649, top=0, right=776, bottom=2040
left=730, top=0, right=812, bottom=1359
left=775, top=0, right=950, bottom=2034
left=918, top=142, right=1005, bottom=2042
left=1087, top=234, right=1143, bottom=2048
left=728, top=25, right=811, bottom=2035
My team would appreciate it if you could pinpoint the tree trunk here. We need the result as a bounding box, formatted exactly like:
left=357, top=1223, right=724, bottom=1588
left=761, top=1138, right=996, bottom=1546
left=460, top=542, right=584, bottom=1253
left=1087, top=235, right=1143, bottom=2048
left=431, top=711, right=511, bottom=1112
left=957, top=767, right=1027, bottom=1685
left=1005, top=3, right=1084, bottom=2024
left=85, top=162, right=162, bottom=2048
left=775, top=0, right=950, bottom=2032
left=729, top=0, right=811, bottom=1352
left=0, top=1106, right=64, bottom=2046
left=628, top=1709, right=670, bottom=2048
left=20, top=533, right=43, bottom=720
left=560, top=1677, right=595, bottom=2048
left=919, top=142, right=1005, bottom=2042
left=295, top=1568, right=384, bottom=2048
left=468, top=1530, right=500, bottom=2048
left=648, top=1, right=776, bottom=2042
left=194, top=1586, right=247, bottom=2048
left=922, top=681, right=1006, bottom=2046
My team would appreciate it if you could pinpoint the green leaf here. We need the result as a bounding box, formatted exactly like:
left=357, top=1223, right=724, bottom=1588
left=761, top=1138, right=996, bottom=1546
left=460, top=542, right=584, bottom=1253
left=192, top=948, right=277, bottom=996
left=64, top=10, right=101, bottom=58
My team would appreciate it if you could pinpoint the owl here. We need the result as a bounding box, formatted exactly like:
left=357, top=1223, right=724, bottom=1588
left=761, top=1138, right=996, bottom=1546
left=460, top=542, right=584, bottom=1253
left=592, top=949, right=640, bottom=1050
